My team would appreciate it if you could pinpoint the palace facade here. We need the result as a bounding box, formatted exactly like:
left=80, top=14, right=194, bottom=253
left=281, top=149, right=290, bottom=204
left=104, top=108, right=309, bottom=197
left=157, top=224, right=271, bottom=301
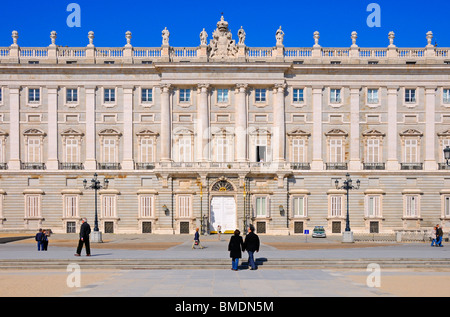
left=0, top=17, right=449, bottom=235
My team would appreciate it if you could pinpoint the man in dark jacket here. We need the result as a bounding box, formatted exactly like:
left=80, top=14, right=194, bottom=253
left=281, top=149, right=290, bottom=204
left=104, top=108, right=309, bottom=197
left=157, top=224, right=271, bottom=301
left=436, top=224, right=444, bottom=247
left=75, top=218, right=91, bottom=256
left=35, top=229, right=44, bottom=251
left=244, top=224, right=260, bottom=270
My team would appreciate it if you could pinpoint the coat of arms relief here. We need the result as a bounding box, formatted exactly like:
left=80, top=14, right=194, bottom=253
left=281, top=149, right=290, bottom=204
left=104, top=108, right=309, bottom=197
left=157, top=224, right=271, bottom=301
left=208, top=15, right=241, bottom=60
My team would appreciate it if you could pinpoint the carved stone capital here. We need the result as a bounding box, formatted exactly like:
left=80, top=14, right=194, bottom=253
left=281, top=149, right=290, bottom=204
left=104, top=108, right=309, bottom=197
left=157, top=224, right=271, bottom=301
left=235, top=83, right=248, bottom=93
left=197, top=83, right=210, bottom=92
left=160, top=84, right=171, bottom=93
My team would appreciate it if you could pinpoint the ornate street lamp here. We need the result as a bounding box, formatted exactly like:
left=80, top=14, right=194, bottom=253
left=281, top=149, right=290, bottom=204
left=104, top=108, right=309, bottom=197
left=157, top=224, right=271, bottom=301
left=335, top=173, right=360, bottom=243
left=444, top=146, right=450, bottom=166
left=83, top=173, right=109, bottom=243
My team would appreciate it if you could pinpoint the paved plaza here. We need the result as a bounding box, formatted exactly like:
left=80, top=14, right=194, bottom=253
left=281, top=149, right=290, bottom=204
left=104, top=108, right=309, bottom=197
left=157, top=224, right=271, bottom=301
left=0, top=233, right=449, bottom=298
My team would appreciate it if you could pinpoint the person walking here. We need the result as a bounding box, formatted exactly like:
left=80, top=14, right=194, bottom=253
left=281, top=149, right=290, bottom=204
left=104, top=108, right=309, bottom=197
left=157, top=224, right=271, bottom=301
left=35, top=229, right=44, bottom=251
left=192, top=227, right=204, bottom=249
left=244, top=224, right=260, bottom=270
left=75, top=218, right=91, bottom=256
left=436, top=224, right=444, bottom=247
left=228, top=229, right=244, bottom=271
left=217, top=225, right=222, bottom=241
left=430, top=226, right=437, bottom=247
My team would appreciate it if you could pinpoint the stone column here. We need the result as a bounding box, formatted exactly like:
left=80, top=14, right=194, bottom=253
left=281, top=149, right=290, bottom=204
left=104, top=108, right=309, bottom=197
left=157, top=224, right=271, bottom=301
left=424, top=87, right=437, bottom=170
left=122, top=86, right=134, bottom=170
left=235, top=84, right=248, bottom=162
left=8, top=86, right=21, bottom=169
left=160, top=84, right=172, bottom=162
left=197, top=84, right=209, bottom=162
left=386, top=86, right=399, bottom=170
left=46, top=86, right=59, bottom=170
left=349, top=87, right=361, bottom=170
left=84, top=86, right=97, bottom=170
left=311, top=86, right=323, bottom=170
left=273, top=83, right=286, bottom=162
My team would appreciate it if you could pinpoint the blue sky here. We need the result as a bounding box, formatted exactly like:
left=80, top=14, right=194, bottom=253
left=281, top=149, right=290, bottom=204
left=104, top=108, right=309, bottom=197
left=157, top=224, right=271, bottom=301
left=0, top=0, right=449, bottom=48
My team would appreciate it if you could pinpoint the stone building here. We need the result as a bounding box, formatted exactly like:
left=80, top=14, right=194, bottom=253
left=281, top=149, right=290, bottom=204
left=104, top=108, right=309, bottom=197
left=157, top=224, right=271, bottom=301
left=0, top=17, right=449, bottom=235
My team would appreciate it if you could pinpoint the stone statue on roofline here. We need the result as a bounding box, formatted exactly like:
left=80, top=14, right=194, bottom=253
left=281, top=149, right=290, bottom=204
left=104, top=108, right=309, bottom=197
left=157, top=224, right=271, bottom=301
left=200, top=28, right=208, bottom=46
left=238, top=26, right=246, bottom=45
left=276, top=26, right=284, bottom=46
left=162, top=27, right=170, bottom=46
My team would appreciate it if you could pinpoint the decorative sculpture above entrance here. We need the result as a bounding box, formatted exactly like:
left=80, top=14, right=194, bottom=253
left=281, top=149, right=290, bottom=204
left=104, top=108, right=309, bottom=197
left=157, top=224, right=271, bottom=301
left=211, top=177, right=235, bottom=192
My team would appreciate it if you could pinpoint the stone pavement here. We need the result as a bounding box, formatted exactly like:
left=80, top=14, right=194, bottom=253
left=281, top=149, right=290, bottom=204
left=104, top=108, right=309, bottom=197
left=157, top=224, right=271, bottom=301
left=1, top=233, right=449, bottom=262
left=0, top=233, right=449, bottom=298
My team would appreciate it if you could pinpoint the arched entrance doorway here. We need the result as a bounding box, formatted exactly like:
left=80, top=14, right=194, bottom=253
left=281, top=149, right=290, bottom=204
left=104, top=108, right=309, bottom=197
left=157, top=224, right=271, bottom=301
left=209, top=178, right=236, bottom=234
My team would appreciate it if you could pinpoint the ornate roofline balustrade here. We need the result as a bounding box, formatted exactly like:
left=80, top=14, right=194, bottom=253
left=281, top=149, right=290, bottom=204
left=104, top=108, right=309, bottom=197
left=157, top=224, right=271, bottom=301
left=0, top=18, right=449, bottom=65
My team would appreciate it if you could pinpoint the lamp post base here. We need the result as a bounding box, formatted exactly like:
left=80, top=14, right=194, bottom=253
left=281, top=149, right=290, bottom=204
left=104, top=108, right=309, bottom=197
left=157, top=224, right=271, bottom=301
left=342, top=231, right=354, bottom=243
left=91, top=231, right=103, bottom=243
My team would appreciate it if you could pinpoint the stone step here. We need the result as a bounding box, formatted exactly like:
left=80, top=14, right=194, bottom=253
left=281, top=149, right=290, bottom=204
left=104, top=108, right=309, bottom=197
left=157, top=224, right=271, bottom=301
left=0, top=258, right=449, bottom=269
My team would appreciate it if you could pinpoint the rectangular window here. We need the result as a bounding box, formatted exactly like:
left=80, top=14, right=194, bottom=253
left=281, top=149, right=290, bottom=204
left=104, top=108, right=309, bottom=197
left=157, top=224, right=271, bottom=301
left=293, top=89, right=304, bottom=103
left=28, top=88, right=40, bottom=103
left=25, top=195, right=40, bottom=218
left=65, top=139, right=79, bottom=163
left=178, top=137, right=192, bottom=162
left=255, top=196, right=268, bottom=217
left=140, top=139, right=154, bottom=163
left=216, top=137, right=230, bottom=162
left=66, top=88, right=78, bottom=103
left=443, top=139, right=450, bottom=162
left=102, top=195, right=116, bottom=218
left=405, top=89, right=416, bottom=103
left=367, top=89, right=379, bottom=104
left=217, top=89, right=229, bottom=103
left=329, top=139, right=343, bottom=163
left=0, top=88, right=2, bottom=102
left=255, top=89, right=266, bottom=102
left=367, top=195, right=381, bottom=217
left=0, top=139, right=3, bottom=163
left=292, top=139, right=306, bottom=162
left=443, top=89, right=450, bottom=103
left=330, top=195, right=342, bottom=217
left=64, top=195, right=78, bottom=218
left=330, top=89, right=341, bottom=103
left=104, top=88, right=115, bottom=103
left=27, top=138, right=41, bottom=163
left=404, top=139, right=418, bottom=163
left=366, top=139, right=380, bottom=163
left=405, top=195, right=419, bottom=217
left=445, top=196, right=450, bottom=217
left=292, top=196, right=306, bottom=217
left=255, top=138, right=267, bottom=162
left=103, top=138, right=116, bottom=163
left=141, top=88, right=153, bottom=102
left=140, top=195, right=154, bottom=218
left=178, top=195, right=191, bottom=218
left=179, top=89, right=191, bottom=102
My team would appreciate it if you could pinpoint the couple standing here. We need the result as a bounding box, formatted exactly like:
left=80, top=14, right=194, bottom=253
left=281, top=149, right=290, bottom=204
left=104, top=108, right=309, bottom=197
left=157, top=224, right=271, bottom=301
left=228, top=224, right=260, bottom=271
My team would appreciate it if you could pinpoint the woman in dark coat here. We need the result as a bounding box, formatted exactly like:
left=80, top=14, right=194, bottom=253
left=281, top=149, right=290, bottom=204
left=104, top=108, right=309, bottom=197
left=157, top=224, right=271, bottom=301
left=228, top=229, right=244, bottom=271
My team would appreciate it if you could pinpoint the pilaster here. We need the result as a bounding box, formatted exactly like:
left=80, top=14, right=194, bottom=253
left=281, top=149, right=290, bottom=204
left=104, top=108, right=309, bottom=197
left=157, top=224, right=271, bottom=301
left=311, top=86, right=323, bottom=170
left=196, top=84, right=210, bottom=162
left=122, top=86, right=134, bottom=170
left=46, top=86, right=59, bottom=170
left=235, top=83, right=248, bottom=162
left=160, top=84, right=172, bottom=162
left=84, top=86, right=97, bottom=170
